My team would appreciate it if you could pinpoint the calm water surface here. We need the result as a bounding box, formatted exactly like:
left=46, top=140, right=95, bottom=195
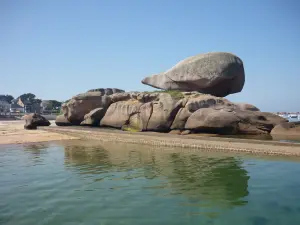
left=1, top=140, right=300, bottom=225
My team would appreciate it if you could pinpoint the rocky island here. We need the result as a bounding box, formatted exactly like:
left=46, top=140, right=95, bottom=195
left=22, top=52, right=300, bottom=155
left=52, top=52, right=288, bottom=135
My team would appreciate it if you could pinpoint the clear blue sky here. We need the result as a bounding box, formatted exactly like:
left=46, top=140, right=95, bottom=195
left=1, top=0, right=299, bottom=112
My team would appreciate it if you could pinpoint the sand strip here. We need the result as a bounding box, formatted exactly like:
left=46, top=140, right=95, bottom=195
left=41, top=126, right=300, bottom=157
left=0, top=121, right=78, bottom=145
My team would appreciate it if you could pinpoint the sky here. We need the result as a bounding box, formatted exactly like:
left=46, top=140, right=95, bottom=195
left=0, top=0, right=299, bottom=112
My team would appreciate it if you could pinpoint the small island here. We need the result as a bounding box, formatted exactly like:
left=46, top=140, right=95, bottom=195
left=21, top=52, right=300, bottom=155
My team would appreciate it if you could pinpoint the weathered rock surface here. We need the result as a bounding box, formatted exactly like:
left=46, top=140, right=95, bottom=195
left=55, top=115, right=72, bottom=126
left=185, top=108, right=287, bottom=135
left=142, top=52, right=245, bottom=97
left=24, top=113, right=51, bottom=130
left=271, top=122, right=300, bottom=137
left=100, top=100, right=143, bottom=129
left=236, top=103, right=260, bottom=111
left=80, top=108, right=106, bottom=126
left=61, top=89, right=286, bottom=135
left=64, top=91, right=112, bottom=125
left=146, top=93, right=182, bottom=131
left=171, top=93, right=233, bottom=130
left=185, top=108, right=239, bottom=134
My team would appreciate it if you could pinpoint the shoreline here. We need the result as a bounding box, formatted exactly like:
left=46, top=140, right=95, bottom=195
left=0, top=120, right=78, bottom=145
left=40, top=126, right=300, bottom=157
left=1, top=120, right=300, bottom=157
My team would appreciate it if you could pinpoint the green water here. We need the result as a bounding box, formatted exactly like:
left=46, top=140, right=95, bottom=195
left=1, top=141, right=300, bottom=225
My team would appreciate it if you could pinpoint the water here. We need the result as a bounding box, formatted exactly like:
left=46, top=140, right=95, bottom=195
left=1, top=141, right=300, bottom=225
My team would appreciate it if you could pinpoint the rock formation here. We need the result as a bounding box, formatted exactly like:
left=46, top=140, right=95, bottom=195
left=80, top=107, right=106, bottom=126
left=24, top=113, right=51, bottom=130
left=142, top=52, right=245, bottom=97
left=56, top=90, right=287, bottom=135
left=271, top=122, right=300, bottom=137
left=55, top=115, right=72, bottom=126
left=62, top=88, right=124, bottom=125
left=52, top=53, right=288, bottom=136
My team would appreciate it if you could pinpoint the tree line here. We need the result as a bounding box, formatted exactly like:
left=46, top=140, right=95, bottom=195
left=0, top=93, right=63, bottom=110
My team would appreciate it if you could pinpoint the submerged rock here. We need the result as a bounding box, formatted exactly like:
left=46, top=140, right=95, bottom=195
left=142, top=52, right=245, bottom=97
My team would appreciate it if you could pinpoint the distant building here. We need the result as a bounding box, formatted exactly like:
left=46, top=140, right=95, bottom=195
left=40, top=100, right=50, bottom=113
left=0, top=100, right=10, bottom=113
left=10, top=101, right=24, bottom=113
left=10, top=98, right=41, bottom=113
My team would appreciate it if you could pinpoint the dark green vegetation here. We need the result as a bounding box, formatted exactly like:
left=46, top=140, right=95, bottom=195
left=42, top=100, right=62, bottom=110
left=0, top=95, right=14, bottom=103
left=18, top=93, right=42, bottom=104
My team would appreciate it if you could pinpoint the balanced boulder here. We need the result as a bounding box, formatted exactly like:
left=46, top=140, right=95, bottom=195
left=24, top=113, right=51, bottom=130
left=142, top=52, right=245, bottom=97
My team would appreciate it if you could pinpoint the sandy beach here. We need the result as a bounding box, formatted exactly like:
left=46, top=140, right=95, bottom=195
left=1, top=119, right=300, bottom=156
left=0, top=120, right=78, bottom=145
left=41, top=126, right=300, bottom=157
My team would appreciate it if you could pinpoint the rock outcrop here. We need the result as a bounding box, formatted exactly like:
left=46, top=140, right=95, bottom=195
left=236, top=103, right=260, bottom=111
left=100, top=92, right=182, bottom=131
left=55, top=115, right=72, bottom=126
left=271, top=122, right=300, bottom=137
left=80, top=108, right=106, bottom=126
left=62, top=89, right=124, bottom=125
left=185, top=108, right=287, bottom=135
left=171, top=92, right=233, bottom=130
left=142, top=52, right=245, bottom=97
left=59, top=89, right=286, bottom=135
left=24, top=113, right=51, bottom=130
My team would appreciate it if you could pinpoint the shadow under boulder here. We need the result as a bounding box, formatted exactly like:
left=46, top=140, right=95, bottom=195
left=55, top=115, right=72, bottom=126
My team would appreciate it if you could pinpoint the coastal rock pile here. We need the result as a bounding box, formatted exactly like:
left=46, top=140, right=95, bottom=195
left=52, top=52, right=288, bottom=136
left=56, top=90, right=286, bottom=135
left=61, top=88, right=124, bottom=125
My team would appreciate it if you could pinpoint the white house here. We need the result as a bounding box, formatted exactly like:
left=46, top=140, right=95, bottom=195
left=10, top=101, right=24, bottom=113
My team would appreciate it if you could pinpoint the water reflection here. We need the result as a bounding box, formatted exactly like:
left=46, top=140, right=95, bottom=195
left=64, top=141, right=249, bottom=208
left=23, top=143, right=50, bottom=163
